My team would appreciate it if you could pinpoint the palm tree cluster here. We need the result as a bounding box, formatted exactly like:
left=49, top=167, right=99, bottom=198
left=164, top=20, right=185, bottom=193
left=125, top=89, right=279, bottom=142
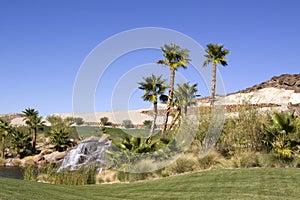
left=22, top=108, right=45, bottom=154
left=138, top=43, right=229, bottom=138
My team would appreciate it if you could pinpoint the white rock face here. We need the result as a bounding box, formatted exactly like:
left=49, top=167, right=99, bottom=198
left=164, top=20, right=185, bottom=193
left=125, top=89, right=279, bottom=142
left=9, top=87, right=300, bottom=126
left=210, top=87, right=300, bottom=106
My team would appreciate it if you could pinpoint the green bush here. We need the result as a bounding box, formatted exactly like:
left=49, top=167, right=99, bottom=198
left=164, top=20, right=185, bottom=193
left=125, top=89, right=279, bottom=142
left=100, top=117, right=109, bottom=126
left=49, top=127, right=72, bottom=152
left=123, top=120, right=134, bottom=128
left=199, top=150, right=230, bottom=169
left=217, top=102, right=266, bottom=157
left=10, top=129, right=32, bottom=158
left=230, top=152, right=260, bottom=168
left=262, top=111, right=300, bottom=159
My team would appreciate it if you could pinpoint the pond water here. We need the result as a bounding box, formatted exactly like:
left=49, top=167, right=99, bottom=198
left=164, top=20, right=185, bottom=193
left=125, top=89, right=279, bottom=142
left=0, top=166, right=24, bottom=179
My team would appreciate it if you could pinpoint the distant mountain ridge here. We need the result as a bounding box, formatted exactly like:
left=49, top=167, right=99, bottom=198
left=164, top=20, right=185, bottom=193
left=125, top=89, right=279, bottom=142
left=234, top=74, right=300, bottom=94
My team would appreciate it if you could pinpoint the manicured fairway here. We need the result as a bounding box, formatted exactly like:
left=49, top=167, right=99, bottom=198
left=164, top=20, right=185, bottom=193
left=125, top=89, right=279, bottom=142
left=1, top=168, right=299, bottom=200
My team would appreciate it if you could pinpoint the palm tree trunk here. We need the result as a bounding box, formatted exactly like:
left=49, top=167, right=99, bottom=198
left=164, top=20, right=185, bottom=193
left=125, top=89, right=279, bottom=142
left=32, top=127, right=37, bottom=154
left=162, top=68, right=175, bottom=133
left=1, top=136, right=5, bottom=158
left=167, top=105, right=181, bottom=131
left=210, top=63, right=217, bottom=106
left=184, top=105, right=188, bottom=116
left=148, top=102, right=158, bottom=143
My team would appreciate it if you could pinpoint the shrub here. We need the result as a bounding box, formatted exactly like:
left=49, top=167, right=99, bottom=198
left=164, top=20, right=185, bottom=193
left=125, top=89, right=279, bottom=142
left=123, top=120, right=134, bottom=128
left=74, top=117, right=84, bottom=126
left=168, top=153, right=199, bottom=174
left=49, top=127, right=71, bottom=152
left=230, top=152, right=260, bottom=168
left=262, top=111, right=300, bottom=159
left=100, top=117, right=109, bottom=126
left=199, top=150, right=230, bottom=169
left=217, top=101, right=266, bottom=157
left=143, top=120, right=153, bottom=129
left=10, top=130, right=32, bottom=158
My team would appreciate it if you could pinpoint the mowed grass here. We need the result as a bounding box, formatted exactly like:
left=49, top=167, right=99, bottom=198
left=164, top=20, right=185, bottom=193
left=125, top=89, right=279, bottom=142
left=1, top=168, right=299, bottom=200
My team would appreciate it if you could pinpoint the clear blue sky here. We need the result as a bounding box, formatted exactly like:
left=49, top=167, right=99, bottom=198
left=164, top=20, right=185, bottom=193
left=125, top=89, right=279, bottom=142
left=1, top=0, right=299, bottom=116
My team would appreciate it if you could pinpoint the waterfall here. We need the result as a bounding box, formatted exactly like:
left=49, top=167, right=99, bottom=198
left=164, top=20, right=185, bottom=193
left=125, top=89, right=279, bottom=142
left=57, top=136, right=111, bottom=172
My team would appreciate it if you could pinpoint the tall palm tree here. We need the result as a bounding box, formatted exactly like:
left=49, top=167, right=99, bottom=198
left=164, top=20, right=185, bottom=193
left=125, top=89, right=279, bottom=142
left=22, top=108, right=45, bottom=154
left=202, top=43, right=229, bottom=106
left=174, top=82, right=200, bottom=116
left=157, top=43, right=191, bottom=132
left=138, top=74, right=168, bottom=141
left=0, top=118, right=11, bottom=158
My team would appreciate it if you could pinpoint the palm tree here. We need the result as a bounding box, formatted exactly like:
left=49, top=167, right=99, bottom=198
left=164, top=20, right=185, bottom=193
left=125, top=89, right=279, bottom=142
left=174, top=82, right=200, bottom=116
left=22, top=108, right=45, bottom=154
left=138, top=74, right=168, bottom=141
left=202, top=43, right=229, bottom=106
left=0, top=118, right=12, bottom=158
left=157, top=44, right=191, bottom=132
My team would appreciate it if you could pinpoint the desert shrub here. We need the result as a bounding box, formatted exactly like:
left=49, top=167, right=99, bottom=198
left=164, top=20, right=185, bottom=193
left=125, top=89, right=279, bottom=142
left=217, top=101, right=266, bottom=157
left=262, top=111, right=300, bottom=159
left=74, top=117, right=84, bottom=125
left=31, top=163, right=98, bottom=185
left=230, top=151, right=260, bottom=168
left=95, top=169, right=118, bottom=184
left=100, top=117, right=109, bottom=126
left=168, top=153, right=199, bottom=174
left=186, top=139, right=202, bottom=155
left=199, top=150, right=230, bottom=169
left=46, top=115, right=64, bottom=126
left=24, top=165, right=38, bottom=181
left=123, top=120, right=134, bottom=128
left=143, top=120, right=152, bottom=129
left=292, top=155, right=300, bottom=168
left=255, top=153, right=300, bottom=169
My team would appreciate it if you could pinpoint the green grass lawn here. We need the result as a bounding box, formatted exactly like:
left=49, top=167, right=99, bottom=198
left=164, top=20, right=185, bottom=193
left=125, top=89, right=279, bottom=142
left=1, top=168, right=299, bottom=200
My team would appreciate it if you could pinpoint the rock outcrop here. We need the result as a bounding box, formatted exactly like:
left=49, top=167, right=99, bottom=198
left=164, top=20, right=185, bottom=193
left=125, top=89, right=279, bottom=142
left=235, top=74, right=300, bottom=94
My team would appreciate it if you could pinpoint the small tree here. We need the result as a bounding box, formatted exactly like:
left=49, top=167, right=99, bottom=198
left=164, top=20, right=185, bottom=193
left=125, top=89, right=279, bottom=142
left=46, top=115, right=64, bottom=126
left=100, top=117, right=109, bottom=126
left=143, top=120, right=153, bottom=129
left=74, top=117, right=84, bottom=126
left=123, top=120, right=133, bottom=129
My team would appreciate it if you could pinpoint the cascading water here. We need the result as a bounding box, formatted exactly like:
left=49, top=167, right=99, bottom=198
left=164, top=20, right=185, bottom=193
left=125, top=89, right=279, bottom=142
left=57, top=136, right=111, bottom=172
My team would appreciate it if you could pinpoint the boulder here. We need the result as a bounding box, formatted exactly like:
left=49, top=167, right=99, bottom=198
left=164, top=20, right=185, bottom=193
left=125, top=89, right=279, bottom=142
left=43, top=151, right=67, bottom=163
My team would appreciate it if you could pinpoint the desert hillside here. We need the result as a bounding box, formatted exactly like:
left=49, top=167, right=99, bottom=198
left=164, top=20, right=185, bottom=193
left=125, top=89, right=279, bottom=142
left=3, top=73, right=300, bottom=126
left=198, top=74, right=300, bottom=113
